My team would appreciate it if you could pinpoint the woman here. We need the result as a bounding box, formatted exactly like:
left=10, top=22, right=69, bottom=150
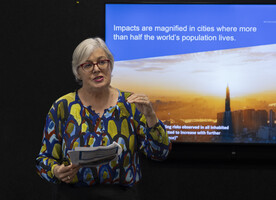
left=36, top=38, right=170, bottom=199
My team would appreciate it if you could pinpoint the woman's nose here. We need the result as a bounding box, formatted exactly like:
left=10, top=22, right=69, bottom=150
left=92, top=64, right=101, bottom=73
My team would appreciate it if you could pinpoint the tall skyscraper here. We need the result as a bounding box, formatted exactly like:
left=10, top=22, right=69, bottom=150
left=222, top=85, right=234, bottom=141
left=225, top=85, right=231, bottom=112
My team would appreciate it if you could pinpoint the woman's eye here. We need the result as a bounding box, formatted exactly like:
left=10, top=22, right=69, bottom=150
left=98, top=60, right=106, bottom=65
left=84, top=63, right=93, bottom=68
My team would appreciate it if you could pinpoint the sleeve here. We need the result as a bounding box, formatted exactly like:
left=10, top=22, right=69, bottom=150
left=35, top=103, right=63, bottom=183
left=134, top=106, right=171, bottom=161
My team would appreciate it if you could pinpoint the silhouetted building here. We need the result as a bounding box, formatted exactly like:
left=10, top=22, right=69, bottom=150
left=221, top=85, right=234, bottom=141
left=269, top=110, right=275, bottom=127
left=217, top=112, right=224, bottom=126
left=225, top=85, right=231, bottom=112
left=256, top=110, right=268, bottom=128
left=242, top=109, right=267, bottom=131
left=243, top=109, right=256, bottom=131
left=231, top=110, right=243, bottom=137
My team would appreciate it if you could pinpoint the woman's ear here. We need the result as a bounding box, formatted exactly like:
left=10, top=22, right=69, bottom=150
left=76, top=68, right=82, bottom=80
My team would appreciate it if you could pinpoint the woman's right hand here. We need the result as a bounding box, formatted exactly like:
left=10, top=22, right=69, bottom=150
left=53, top=163, right=81, bottom=184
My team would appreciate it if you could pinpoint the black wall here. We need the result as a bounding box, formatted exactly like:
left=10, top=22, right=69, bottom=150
left=3, top=0, right=276, bottom=199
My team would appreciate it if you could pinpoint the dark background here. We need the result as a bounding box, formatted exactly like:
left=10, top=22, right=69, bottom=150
left=3, top=0, right=276, bottom=199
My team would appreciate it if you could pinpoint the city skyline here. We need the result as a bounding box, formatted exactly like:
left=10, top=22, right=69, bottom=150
left=216, top=85, right=276, bottom=143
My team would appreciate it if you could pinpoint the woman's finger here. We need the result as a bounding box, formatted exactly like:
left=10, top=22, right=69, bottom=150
left=59, top=166, right=80, bottom=183
left=54, top=163, right=80, bottom=182
left=59, top=166, right=80, bottom=180
left=127, top=94, right=149, bottom=104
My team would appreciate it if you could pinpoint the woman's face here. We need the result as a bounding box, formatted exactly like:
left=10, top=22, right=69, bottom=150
left=78, top=48, right=112, bottom=91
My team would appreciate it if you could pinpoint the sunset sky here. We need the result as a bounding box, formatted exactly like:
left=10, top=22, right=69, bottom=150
left=111, top=44, right=276, bottom=98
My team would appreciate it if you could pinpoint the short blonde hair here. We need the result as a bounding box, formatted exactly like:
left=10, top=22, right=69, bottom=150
left=72, top=37, right=114, bottom=83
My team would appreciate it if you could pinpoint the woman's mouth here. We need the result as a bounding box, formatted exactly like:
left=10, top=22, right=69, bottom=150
left=93, top=76, right=104, bottom=82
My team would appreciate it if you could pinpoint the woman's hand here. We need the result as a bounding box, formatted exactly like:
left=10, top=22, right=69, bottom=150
left=53, top=163, right=81, bottom=184
left=127, top=93, right=158, bottom=127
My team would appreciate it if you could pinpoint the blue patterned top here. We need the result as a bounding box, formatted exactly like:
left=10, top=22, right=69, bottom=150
left=36, top=90, right=170, bottom=187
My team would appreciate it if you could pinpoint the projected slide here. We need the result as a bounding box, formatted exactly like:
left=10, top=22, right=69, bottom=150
left=106, top=4, right=276, bottom=143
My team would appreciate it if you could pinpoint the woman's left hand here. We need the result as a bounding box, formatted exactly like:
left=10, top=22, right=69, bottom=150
left=127, top=93, right=158, bottom=127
